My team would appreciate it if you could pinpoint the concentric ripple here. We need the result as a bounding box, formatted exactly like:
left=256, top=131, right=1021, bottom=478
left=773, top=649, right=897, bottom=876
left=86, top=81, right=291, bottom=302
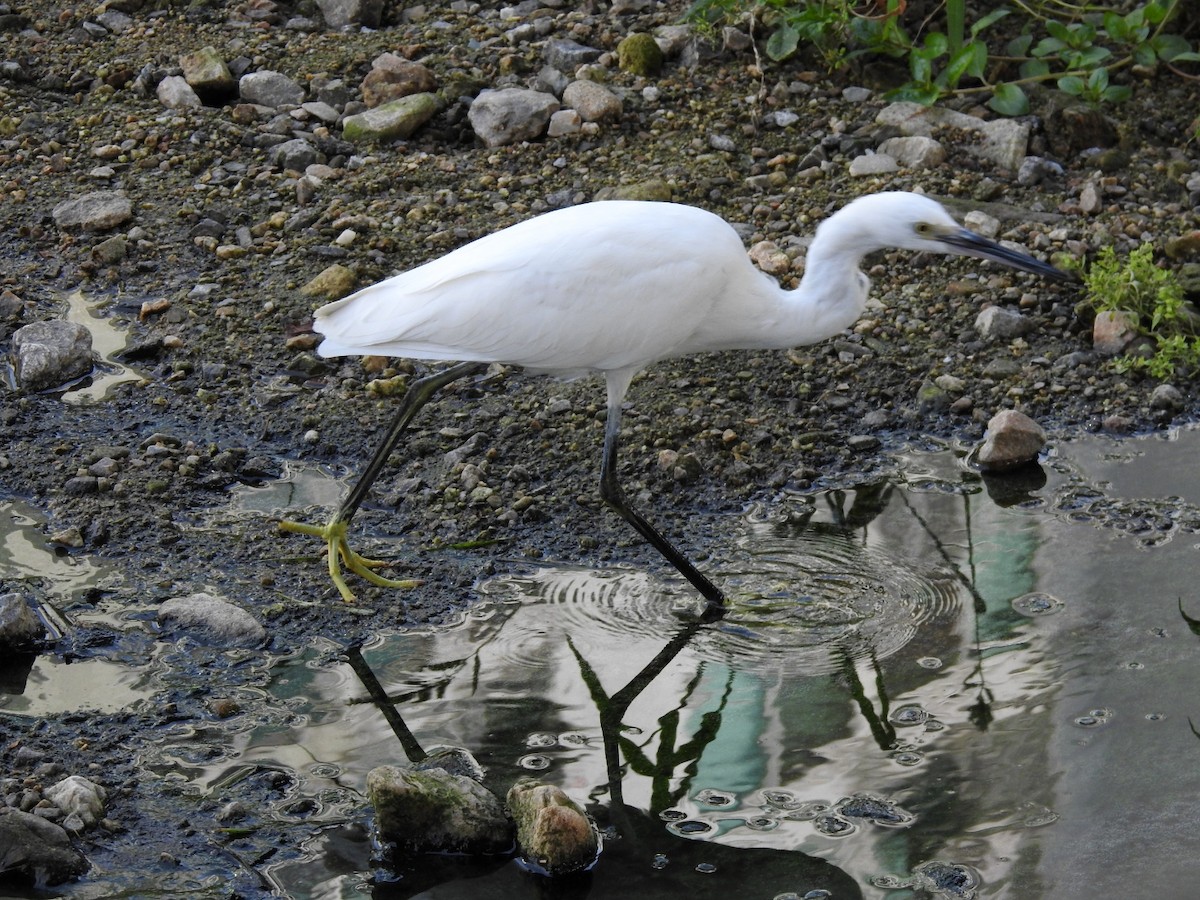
left=477, top=520, right=960, bottom=676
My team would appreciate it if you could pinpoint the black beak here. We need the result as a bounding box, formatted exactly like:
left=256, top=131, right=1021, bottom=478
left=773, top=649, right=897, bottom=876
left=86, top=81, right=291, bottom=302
left=939, top=227, right=1073, bottom=281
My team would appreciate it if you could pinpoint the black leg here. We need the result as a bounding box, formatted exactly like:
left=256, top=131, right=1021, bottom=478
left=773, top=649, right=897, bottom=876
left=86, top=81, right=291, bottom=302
left=335, top=360, right=487, bottom=523
left=597, top=400, right=726, bottom=616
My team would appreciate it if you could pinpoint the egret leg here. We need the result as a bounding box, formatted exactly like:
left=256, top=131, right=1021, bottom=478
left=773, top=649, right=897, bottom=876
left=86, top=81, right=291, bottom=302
left=281, top=361, right=487, bottom=601
left=597, top=398, right=726, bottom=617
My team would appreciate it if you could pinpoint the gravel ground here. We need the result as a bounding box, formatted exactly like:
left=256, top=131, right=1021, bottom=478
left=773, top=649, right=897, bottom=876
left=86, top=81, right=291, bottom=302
left=1, top=0, right=1198, bottom=892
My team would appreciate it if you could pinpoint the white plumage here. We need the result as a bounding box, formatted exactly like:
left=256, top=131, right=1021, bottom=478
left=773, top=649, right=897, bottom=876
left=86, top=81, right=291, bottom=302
left=285, top=192, right=1067, bottom=610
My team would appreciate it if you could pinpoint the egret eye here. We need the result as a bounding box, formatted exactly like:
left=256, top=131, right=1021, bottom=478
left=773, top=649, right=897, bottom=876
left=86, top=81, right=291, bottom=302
left=914, top=221, right=934, bottom=237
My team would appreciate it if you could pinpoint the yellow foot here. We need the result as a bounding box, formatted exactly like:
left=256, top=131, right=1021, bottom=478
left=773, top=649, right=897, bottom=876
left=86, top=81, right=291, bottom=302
left=279, top=518, right=421, bottom=602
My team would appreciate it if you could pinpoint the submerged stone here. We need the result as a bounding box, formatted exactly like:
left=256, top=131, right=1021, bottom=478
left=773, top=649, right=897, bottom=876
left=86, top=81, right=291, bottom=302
left=507, top=780, right=599, bottom=876
left=367, top=764, right=512, bottom=854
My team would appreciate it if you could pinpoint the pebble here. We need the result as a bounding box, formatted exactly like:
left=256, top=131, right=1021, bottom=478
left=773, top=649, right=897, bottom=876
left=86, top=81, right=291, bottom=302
left=849, top=153, right=898, bottom=177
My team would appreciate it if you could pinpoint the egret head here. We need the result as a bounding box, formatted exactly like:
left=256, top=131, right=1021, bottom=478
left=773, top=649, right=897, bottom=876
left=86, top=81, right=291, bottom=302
left=836, top=192, right=1071, bottom=281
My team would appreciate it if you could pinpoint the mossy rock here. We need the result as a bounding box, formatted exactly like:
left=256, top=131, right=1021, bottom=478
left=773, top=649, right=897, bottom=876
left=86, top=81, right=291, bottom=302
left=617, top=33, right=664, bottom=76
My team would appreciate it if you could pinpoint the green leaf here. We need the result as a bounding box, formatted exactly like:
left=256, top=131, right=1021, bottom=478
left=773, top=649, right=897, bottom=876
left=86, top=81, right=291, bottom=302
left=1007, top=33, right=1033, bottom=56
left=988, top=82, right=1029, bottom=116
left=911, top=52, right=932, bottom=85
left=1153, top=33, right=1198, bottom=62
left=885, top=83, right=943, bottom=105
left=971, top=8, right=1010, bottom=38
left=1145, top=0, right=1168, bottom=25
left=1087, top=67, right=1109, bottom=91
left=765, top=23, right=800, bottom=61
left=1020, top=58, right=1051, bottom=79
left=923, top=31, right=949, bottom=57
left=938, top=41, right=986, bottom=87
left=1075, top=45, right=1113, bottom=68
left=1058, top=74, right=1085, bottom=95
left=1102, top=84, right=1132, bottom=103
left=1126, top=7, right=1145, bottom=29
left=1032, top=36, right=1065, bottom=57
left=1045, top=20, right=1072, bottom=42
left=1133, top=43, right=1157, bottom=67
left=1103, top=11, right=1128, bottom=42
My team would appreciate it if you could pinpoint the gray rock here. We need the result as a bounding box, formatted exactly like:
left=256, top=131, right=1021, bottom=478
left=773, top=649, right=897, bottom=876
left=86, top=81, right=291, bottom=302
left=239, top=70, right=305, bottom=108
left=0, top=809, right=89, bottom=886
left=562, top=80, right=622, bottom=122
left=180, top=46, right=235, bottom=100
left=367, top=765, right=512, bottom=854
left=156, top=75, right=202, bottom=109
left=1017, top=156, right=1064, bottom=186
left=95, top=9, right=133, bottom=32
left=316, top=0, right=383, bottom=29
left=157, top=592, right=267, bottom=648
left=975, top=306, right=1033, bottom=341
left=848, top=153, right=898, bottom=177
left=270, top=138, right=323, bottom=171
left=876, top=101, right=1029, bottom=171
left=962, top=209, right=1000, bottom=238
left=52, top=191, right=132, bottom=231
left=1150, top=383, right=1184, bottom=412
left=975, top=410, right=1046, bottom=471
left=534, top=65, right=569, bottom=98
left=342, top=93, right=440, bottom=143
left=507, top=780, right=599, bottom=876
left=44, top=776, right=107, bottom=829
left=878, top=135, right=946, bottom=169
left=12, top=320, right=94, bottom=390
left=543, top=38, right=601, bottom=71
left=547, top=108, right=581, bottom=137
left=468, top=88, right=559, bottom=147
left=0, top=593, right=43, bottom=647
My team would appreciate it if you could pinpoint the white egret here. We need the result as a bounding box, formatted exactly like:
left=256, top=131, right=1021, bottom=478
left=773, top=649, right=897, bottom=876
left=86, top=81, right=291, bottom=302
left=281, top=192, right=1068, bottom=612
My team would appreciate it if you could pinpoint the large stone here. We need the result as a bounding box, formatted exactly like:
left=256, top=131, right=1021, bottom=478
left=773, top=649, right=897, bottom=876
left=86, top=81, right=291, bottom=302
left=342, top=93, right=440, bottom=143
left=11, top=320, right=94, bottom=390
left=562, top=80, right=622, bottom=123
left=239, top=70, right=305, bottom=108
left=0, top=593, right=44, bottom=648
left=975, top=306, right=1033, bottom=342
left=301, top=263, right=357, bottom=300
left=180, top=46, right=234, bottom=101
left=468, top=89, right=559, bottom=147
left=157, top=592, right=267, bottom=648
left=44, top=776, right=107, bottom=830
left=507, top=781, right=599, bottom=876
left=316, top=0, right=382, bottom=29
left=366, top=765, right=512, bottom=854
left=0, top=809, right=89, bottom=885
left=51, top=191, right=132, bottom=231
left=878, top=135, right=946, bottom=169
left=156, top=74, right=202, bottom=109
left=1092, top=309, right=1139, bottom=356
left=975, top=410, right=1046, bottom=472
left=361, top=54, right=437, bottom=108
left=877, top=101, right=1030, bottom=172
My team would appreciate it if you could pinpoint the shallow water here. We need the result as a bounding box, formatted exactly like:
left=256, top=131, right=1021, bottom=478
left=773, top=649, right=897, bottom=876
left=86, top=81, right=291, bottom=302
left=5, top=426, right=1200, bottom=898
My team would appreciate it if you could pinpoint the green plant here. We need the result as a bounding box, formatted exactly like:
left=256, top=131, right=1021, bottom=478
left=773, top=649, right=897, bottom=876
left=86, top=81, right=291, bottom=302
left=683, top=0, right=1200, bottom=116
left=1078, top=243, right=1200, bottom=378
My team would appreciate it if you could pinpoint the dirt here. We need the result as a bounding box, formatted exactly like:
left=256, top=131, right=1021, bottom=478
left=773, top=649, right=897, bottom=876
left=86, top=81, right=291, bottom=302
left=1, top=0, right=1198, bottom=894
